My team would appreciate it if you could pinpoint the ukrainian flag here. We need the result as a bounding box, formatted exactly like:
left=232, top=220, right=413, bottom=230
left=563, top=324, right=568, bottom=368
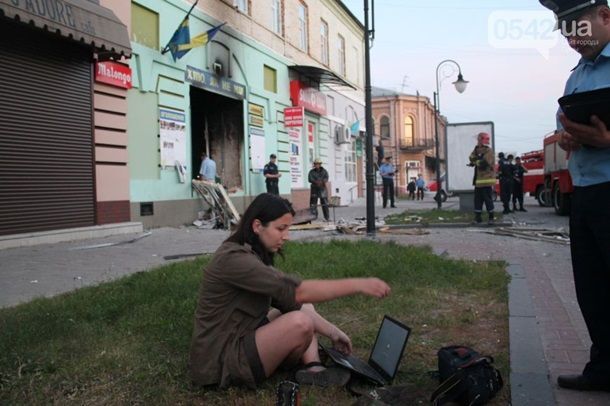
left=167, top=18, right=191, bottom=61
left=177, top=23, right=226, bottom=53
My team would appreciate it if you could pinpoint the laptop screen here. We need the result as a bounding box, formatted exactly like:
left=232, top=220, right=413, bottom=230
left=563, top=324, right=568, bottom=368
left=369, top=316, right=411, bottom=379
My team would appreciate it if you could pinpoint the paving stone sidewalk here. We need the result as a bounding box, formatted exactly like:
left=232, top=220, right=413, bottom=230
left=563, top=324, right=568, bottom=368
left=1, top=196, right=608, bottom=405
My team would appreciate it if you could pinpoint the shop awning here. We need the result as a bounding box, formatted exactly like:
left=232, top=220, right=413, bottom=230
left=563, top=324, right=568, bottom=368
left=289, top=65, right=356, bottom=90
left=0, top=0, right=131, bottom=57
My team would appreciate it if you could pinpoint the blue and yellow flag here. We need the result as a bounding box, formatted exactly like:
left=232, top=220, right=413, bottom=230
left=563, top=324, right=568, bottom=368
left=177, top=23, right=226, bottom=53
left=167, top=18, right=191, bottom=61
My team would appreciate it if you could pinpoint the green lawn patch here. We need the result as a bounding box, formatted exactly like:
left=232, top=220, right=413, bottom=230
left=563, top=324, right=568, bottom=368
left=0, top=240, right=509, bottom=405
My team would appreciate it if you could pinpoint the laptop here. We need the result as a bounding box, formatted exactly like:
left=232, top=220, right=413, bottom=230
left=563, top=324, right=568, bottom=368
left=321, top=315, right=411, bottom=386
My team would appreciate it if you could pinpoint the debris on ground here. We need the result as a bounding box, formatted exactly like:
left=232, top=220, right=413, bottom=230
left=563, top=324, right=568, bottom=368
left=191, top=180, right=240, bottom=230
left=487, top=227, right=570, bottom=245
left=378, top=227, right=430, bottom=235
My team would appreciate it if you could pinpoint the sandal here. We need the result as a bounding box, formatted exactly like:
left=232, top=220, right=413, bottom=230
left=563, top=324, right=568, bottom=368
left=295, top=362, right=351, bottom=387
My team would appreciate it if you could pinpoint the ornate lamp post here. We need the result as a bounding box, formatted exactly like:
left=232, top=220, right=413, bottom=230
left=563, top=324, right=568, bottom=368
left=433, top=60, right=468, bottom=209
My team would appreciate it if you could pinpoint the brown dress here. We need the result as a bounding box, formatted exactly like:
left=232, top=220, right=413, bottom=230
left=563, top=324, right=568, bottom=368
left=189, top=241, right=302, bottom=388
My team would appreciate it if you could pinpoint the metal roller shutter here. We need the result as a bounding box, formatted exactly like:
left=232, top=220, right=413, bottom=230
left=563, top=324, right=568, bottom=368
left=0, top=22, right=95, bottom=236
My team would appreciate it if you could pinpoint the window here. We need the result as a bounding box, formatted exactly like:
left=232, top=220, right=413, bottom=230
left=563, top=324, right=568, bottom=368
left=402, top=116, right=414, bottom=146
left=235, top=0, right=248, bottom=13
left=271, top=0, right=282, bottom=35
left=345, top=141, right=356, bottom=182
left=131, top=3, right=159, bottom=50
left=337, top=34, right=346, bottom=76
left=320, top=19, right=329, bottom=65
left=380, top=116, right=390, bottom=138
left=264, top=65, right=277, bottom=93
left=327, top=95, right=335, bottom=116
left=352, top=46, right=359, bottom=84
left=298, top=3, right=308, bottom=51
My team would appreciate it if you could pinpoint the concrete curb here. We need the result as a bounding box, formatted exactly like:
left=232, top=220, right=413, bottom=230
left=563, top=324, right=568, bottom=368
left=507, top=262, right=555, bottom=405
left=0, top=222, right=144, bottom=250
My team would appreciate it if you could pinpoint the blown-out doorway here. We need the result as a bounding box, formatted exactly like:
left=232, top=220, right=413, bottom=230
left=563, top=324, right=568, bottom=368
left=190, top=87, right=244, bottom=191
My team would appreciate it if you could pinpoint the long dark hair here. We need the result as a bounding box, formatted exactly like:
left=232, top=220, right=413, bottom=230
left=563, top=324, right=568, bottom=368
left=226, top=193, right=295, bottom=265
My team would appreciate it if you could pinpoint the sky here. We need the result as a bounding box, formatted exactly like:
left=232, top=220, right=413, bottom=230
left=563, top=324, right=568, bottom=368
left=340, top=0, right=579, bottom=155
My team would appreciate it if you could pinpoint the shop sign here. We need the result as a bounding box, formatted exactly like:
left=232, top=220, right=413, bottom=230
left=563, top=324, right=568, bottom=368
left=94, top=61, right=132, bottom=89
left=290, top=80, right=327, bottom=115
left=284, top=106, right=304, bottom=127
left=248, top=103, right=264, bottom=128
left=185, top=65, right=245, bottom=100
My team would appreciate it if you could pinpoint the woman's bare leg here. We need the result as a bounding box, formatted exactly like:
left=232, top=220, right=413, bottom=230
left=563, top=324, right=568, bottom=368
left=255, top=310, right=317, bottom=377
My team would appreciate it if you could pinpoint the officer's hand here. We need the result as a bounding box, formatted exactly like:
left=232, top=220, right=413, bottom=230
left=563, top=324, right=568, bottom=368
left=557, top=129, right=580, bottom=152
left=559, top=113, right=610, bottom=148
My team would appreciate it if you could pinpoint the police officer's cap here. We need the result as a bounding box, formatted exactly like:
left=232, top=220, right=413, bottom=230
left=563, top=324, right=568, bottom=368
left=540, top=0, right=608, bottom=24
left=498, top=152, right=505, bottom=158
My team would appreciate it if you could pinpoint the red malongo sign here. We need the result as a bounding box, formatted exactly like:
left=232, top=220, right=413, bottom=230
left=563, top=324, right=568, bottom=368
left=95, top=61, right=132, bottom=89
left=284, top=107, right=304, bottom=127
left=290, top=80, right=327, bottom=116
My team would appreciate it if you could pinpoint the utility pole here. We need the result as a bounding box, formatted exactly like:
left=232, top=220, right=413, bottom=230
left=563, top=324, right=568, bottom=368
left=364, top=0, right=375, bottom=236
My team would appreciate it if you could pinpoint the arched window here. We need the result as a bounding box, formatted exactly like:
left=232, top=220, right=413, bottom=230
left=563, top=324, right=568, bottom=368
left=380, top=116, right=390, bottom=138
left=402, top=116, right=414, bottom=147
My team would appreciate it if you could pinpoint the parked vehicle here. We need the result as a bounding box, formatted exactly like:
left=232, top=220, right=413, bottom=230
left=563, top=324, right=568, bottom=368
left=518, top=150, right=547, bottom=207
left=543, top=131, right=573, bottom=215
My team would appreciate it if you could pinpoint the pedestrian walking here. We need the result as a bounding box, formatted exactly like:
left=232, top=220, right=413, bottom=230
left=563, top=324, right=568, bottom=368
left=415, top=174, right=425, bottom=200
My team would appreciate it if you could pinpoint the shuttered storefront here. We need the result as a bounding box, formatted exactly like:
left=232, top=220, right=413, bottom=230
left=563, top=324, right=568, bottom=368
left=0, top=22, right=95, bottom=236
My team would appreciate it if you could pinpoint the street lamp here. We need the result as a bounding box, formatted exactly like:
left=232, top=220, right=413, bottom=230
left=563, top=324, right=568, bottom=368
left=433, top=59, right=468, bottom=209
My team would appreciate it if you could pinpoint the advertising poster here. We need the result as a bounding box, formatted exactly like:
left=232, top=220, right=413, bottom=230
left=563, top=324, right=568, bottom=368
left=159, top=108, right=186, bottom=168
left=289, top=129, right=303, bottom=187
left=249, top=127, right=266, bottom=170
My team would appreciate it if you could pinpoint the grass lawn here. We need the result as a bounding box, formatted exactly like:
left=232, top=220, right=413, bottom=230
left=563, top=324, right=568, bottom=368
left=0, top=240, right=509, bottom=405
left=385, top=209, right=502, bottom=225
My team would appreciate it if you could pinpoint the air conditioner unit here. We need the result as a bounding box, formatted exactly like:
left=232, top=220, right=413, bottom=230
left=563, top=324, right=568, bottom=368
left=407, top=161, right=420, bottom=168
left=334, top=125, right=350, bottom=144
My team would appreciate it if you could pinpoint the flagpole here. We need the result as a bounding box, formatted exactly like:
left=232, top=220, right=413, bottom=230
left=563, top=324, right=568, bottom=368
left=161, top=0, right=200, bottom=55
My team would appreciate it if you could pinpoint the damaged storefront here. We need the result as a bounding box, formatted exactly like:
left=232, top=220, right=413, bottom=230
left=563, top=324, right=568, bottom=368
left=128, top=1, right=296, bottom=228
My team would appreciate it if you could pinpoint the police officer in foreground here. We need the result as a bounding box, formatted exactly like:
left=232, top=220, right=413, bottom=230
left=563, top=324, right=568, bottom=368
left=540, top=0, right=610, bottom=392
left=263, top=154, right=281, bottom=195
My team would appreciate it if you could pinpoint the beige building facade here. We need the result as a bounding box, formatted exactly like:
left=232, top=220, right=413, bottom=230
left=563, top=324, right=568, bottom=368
left=372, top=87, right=447, bottom=196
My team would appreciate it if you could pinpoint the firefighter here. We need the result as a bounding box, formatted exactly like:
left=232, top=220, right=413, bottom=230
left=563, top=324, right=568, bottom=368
left=512, top=157, right=528, bottom=212
left=308, top=158, right=330, bottom=222
left=469, top=132, right=496, bottom=225
left=498, top=152, right=514, bottom=214
left=540, top=0, right=610, bottom=392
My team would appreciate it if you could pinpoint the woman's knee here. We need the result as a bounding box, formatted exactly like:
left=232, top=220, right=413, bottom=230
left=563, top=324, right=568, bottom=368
left=286, top=310, right=314, bottom=341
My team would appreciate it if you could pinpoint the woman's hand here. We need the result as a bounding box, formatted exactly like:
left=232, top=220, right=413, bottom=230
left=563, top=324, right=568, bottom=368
left=330, top=326, right=352, bottom=355
left=358, top=278, right=391, bottom=298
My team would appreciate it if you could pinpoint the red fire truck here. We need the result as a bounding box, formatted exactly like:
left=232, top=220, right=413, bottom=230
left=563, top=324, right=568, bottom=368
left=543, top=131, right=573, bottom=215
left=519, top=149, right=547, bottom=206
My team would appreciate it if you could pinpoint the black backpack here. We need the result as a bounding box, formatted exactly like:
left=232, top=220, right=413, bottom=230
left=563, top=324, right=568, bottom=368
left=430, top=345, right=503, bottom=406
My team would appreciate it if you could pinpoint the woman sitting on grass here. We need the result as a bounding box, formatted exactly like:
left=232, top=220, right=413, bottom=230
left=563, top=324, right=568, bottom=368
left=189, top=193, right=391, bottom=389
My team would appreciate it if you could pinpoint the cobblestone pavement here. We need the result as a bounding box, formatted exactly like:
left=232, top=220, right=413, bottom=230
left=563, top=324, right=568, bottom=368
left=1, top=195, right=608, bottom=404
